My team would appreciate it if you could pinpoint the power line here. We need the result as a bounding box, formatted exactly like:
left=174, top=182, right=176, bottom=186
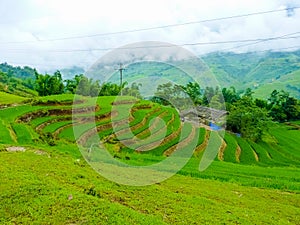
left=222, top=31, right=300, bottom=51
left=255, top=45, right=300, bottom=53
left=3, top=45, right=300, bottom=69
left=0, top=6, right=299, bottom=45
left=3, top=32, right=300, bottom=53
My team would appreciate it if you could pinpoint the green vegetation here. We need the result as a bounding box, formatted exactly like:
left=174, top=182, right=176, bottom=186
left=1, top=150, right=299, bottom=224
left=253, top=70, right=300, bottom=99
left=101, top=51, right=300, bottom=99
left=202, top=51, right=300, bottom=98
left=0, top=56, right=300, bottom=224
left=0, top=67, right=37, bottom=97
left=0, top=91, right=27, bottom=105
left=0, top=62, right=36, bottom=79
left=223, top=133, right=238, bottom=163
left=0, top=119, right=14, bottom=144
left=234, top=136, right=257, bottom=164
left=11, top=124, right=34, bottom=144
left=0, top=92, right=299, bottom=224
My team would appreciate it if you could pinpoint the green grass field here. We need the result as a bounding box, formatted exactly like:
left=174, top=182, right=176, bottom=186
left=0, top=94, right=299, bottom=224
left=0, top=91, right=27, bottom=105
left=253, top=70, right=300, bottom=99
left=0, top=148, right=299, bottom=224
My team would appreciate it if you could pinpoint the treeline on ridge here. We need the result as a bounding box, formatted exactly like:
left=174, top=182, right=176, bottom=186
left=0, top=64, right=299, bottom=142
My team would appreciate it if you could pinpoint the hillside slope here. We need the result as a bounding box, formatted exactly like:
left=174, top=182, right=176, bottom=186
left=0, top=94, right=299, bottom=224
left=0, top=94, right=299, bottom=167
left=99, top=50, right=300, bottom=99
left=2, top=50, right=300, bottom=99
left=253, top=69, right=300, bottom=99
left=203, top=51, right=300, bottom=90
left=0, top=91, right=27, bottom=105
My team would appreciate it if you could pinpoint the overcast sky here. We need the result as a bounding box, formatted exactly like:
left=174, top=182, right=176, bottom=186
left=0, top=0, right=299, bottom=72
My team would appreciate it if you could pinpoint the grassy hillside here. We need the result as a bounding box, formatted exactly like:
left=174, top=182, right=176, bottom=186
left=203, top=51, right=300, bottom=92
left=0, top=94, right=299, bottom=224
left=0, top=63, right=36, bottom=79
left=0, top=91, right=27, bottom=105
left=2, top=50, right=299, bottom=100
left=0, top=94, right=299, bottom=166
left=101, top=50, right=300, bottom=99
left=253, top=69, right=300, bottom=99
left=1, top=147, right=299, bottom=224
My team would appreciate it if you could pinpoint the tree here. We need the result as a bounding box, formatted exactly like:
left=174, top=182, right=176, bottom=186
left=130, top=82, right=142, bottom=98
left=89, top=80, right=101, bottom=97
left=0, top=71, right=8, bottom=83
left=35, top=73, right=50, bottom=96
left=64, top=79, right=77, bottom=94
left=222, top=87, right=239, bottom=104
left=99, top=82, right=122, bottom=96
left=49, top=71, right=64, bottom=95
left=76, top=75, right=91, bottom=96
left=203, top=86, right=215, bottom=105
left=243, top=88, right=254, bottom=99
left=64, top=74, right=82, bottom=94
left=153, top=82, right=174, bottom=105
left=254, top=98, right=268, bottom=109
left=227, top=97, right=271, bottom=142
left=122, top=82, right=142, bottom=98
left=267, top=90, right=300, bottom=122
left=35, top=71, right=64, bottom=96
left=183, top=82, right=202, bottom=104
left=284, top=96, right=300, bottom=120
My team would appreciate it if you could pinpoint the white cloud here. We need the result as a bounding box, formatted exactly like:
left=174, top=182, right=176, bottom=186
left=0, top=0, right=299, bottom=72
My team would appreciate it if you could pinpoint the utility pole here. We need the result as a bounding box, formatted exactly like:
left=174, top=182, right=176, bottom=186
left=117, top=63, right=125, bottom=96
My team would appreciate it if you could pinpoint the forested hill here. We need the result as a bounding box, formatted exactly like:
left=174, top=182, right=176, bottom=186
left=0, top=63, right=36, bottom=79
left=1, top=50, right=300, bottom=99
left=105, top=50, right=300, bottom=99
left=202, top=50, right=300, bottom=99
left=0, top=63, right=37, bottom=97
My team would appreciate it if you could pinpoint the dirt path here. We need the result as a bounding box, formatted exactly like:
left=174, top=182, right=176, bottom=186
left=235, top=145, right=241, bottom=162
left=17, top=105, right=100, bottom=123
left=217, top=139, right=227, bottom=161
left=194, top=129, right=210, bottom=156
left=252, top=149, right=259, bottom=162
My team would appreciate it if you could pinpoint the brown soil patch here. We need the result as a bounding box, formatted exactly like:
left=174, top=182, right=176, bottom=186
left=217, top=139, right=227, bottom=161
left=17, top=105, right=100, bottom=123
left=164, top=125, right=196, bottom=156
left=235, top=145, right=241, bottom=163
left=112, top=100, right=139, bottom=105
left=252, top=149, right=259, bottom=162
left=194, top=129, right=210, bottom=156
left=6, top=146, right=26, bottom=152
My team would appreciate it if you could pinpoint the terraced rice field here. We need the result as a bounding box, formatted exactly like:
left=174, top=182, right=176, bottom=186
left=1, top=94, right=300, bottom=169
left=1, top=94, right=300, bottom=224
left=0, top=91, right=27, bottom=105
